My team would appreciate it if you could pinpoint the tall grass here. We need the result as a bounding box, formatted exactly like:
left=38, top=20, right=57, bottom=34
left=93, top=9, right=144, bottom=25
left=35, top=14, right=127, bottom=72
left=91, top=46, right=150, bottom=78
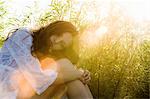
left=0, top=0, right=149, bottom=98
left=78, top=33, right=149, bottom=98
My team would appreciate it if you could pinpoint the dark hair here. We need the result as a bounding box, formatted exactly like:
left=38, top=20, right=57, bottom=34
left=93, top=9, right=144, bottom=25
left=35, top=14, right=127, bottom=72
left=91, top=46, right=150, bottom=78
left=31, top=21, right=79, bottom=64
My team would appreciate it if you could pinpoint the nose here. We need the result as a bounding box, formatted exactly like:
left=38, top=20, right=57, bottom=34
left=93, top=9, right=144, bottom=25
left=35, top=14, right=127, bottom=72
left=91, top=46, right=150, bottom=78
left=55, top=37, right=63, bottom=43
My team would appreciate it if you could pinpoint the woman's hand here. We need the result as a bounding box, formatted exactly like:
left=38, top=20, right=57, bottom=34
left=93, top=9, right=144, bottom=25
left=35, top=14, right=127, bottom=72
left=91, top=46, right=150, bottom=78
left=79, top=69, right=91, bottom=85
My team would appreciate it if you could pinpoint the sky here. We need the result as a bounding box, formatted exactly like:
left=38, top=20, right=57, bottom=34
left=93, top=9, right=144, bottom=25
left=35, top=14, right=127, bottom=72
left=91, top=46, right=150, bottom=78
left=1, top=0, right=149, bottom=44
left=4, top=0, right=150, bottom=22
left=115, top=0, right=150, bottom=22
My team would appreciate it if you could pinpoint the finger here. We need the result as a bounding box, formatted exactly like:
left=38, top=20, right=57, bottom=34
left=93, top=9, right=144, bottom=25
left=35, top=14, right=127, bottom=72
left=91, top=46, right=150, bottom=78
left=79, top=77, right=86, bottom=83
left=84, top=70, right=91, bottom=76
left=85, top=77, right=91, bottom=83
left=84, top=74, right=91, bottom=79
left=84, top=76, right=91, bottom=81
left=79, top=68, right=84, bottom=73
left=83, top=73, right=90, bottom=79
left=81, top=79, right=86, bottom=85
left=83, top=70, right=89, bottom=77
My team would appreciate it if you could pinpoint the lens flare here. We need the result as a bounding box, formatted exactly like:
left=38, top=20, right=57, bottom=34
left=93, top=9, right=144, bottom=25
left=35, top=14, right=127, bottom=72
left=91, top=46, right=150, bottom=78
left=81, top=26, right=108, bottom=47
left=95, top=26, right=108, bottom=37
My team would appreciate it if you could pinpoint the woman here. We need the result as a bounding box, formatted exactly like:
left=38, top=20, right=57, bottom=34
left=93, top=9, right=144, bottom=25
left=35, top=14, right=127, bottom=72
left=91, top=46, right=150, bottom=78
left=0, top=21, right=93, bottom=99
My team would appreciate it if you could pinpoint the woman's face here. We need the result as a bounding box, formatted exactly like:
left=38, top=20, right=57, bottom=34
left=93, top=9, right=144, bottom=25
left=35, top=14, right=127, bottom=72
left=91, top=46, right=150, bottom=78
left=50, top=32, right=73, bottom=51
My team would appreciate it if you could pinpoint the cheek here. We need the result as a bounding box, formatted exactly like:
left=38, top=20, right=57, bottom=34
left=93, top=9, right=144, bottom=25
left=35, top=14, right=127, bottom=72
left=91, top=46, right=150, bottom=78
left=63, top=34, right=73, bottom=46
left=63, top=39, right=73, bottom=47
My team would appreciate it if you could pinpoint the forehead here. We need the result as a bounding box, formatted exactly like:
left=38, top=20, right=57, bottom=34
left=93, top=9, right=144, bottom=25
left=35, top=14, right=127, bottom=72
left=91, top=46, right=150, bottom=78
left=62, top=32, right=72, bottom=37
left=52, top=32, right=78, bottom=40
left=62, top=32, right=73, bottom=43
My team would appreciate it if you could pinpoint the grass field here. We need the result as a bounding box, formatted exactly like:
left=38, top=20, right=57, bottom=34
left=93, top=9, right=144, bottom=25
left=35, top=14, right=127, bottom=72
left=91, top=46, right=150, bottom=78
left=0, top=0, right=149, bottom=98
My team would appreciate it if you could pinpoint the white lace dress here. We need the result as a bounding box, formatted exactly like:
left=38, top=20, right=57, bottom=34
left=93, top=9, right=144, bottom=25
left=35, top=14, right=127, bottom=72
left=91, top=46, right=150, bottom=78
left=0, top=28, right=58, bottom=99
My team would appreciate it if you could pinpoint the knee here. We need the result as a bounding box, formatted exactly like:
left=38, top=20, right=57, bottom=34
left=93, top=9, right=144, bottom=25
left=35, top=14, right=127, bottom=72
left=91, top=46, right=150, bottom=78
left=56, top=58, right=76, bottom=73
left=66, top=79, right=83, bottom=87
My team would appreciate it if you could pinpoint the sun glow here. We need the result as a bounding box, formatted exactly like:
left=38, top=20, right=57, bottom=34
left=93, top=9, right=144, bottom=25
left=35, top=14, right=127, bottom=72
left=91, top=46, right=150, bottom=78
left=76, top=0, right=149, bottom=46
left=75, top=0, right=150, bottom=22
left=4, top=0, right=150, bottom=44
left=115, top=0, right=150, bottom=22
left=81, top=26, right=108, bottom=47
left=7, top=0, right=150, bottom=23
left=95, top=26, right=108, bottom=37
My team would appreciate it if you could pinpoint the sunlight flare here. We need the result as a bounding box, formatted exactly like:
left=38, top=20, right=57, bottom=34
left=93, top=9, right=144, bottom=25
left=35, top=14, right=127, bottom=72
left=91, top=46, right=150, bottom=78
left=115, top=0, right=150, bottom=21
left=95, top=26, right=108, bottom=37
left=81, top=26, right=108, bottom=47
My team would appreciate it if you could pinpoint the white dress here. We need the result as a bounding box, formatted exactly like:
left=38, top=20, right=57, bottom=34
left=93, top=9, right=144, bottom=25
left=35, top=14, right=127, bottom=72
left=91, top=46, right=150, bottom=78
left=0, top=28, right=58, bottom=99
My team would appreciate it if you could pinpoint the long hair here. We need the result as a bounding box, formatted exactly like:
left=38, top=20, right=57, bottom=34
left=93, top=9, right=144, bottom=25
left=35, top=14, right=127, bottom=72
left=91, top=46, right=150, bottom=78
left=31, top=21, right=79, bottom=64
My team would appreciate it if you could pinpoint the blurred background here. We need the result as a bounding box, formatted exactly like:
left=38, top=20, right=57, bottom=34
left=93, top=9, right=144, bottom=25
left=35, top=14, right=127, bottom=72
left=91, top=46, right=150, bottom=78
left=0, top=0, right=149, bottom=98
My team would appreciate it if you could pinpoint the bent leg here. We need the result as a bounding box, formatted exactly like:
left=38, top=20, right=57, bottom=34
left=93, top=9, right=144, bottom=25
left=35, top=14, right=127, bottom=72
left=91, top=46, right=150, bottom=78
left=50, top=80, right=93, bottom=99
left=31, top=58, right=93, bottom=99
left=66, top=80, right=93, bottom=99
left=49, top=80, right=93, bottom=99
left=84, top=84, right=93, bottom=99
left=30, top=84, right=67, bottom=99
